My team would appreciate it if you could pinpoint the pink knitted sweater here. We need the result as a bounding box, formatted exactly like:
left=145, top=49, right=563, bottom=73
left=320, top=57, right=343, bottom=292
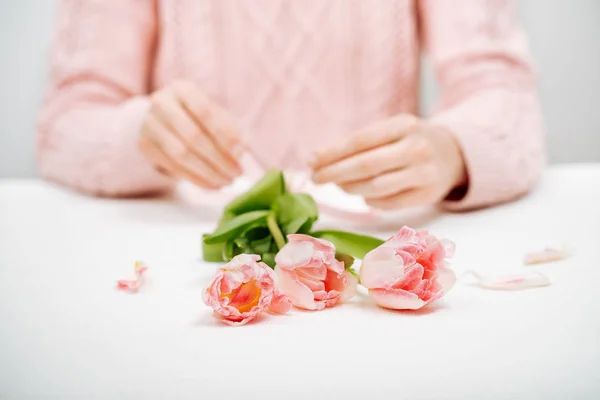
left=37, top=0, right=545, bottom=210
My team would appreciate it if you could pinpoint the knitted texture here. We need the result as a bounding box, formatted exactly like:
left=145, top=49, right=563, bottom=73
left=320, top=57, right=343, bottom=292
left=37, top=0, right=545, bottom=209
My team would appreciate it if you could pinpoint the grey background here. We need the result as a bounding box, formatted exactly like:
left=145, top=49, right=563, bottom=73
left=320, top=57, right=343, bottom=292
left=1, top=0, right=599, bottom=178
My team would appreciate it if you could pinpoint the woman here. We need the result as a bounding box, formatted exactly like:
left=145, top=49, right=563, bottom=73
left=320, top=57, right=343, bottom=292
left=37, top=1, right=544, bottom=211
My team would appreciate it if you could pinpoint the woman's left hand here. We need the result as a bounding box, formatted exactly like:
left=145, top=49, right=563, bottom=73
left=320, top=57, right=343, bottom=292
left=309, top=114, right=468, bottom=210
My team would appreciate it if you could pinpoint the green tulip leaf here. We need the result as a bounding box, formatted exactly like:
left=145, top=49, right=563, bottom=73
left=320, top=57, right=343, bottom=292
left=202, top=238, right=226, bottom=262
left=272, top=192, right=319, bottom=235
left=250, top=236, right=273, bottom=254
left=233, top=236, right=249, bottom=248
left=335, top=252, right=355, bottom=269
left=203, top=210, right=270, bottom=244
left=261, top=252, right=276, bottom=268
left=202, top=169, right=384, bottom=269
left=223, top=240, right=237, bottom=260
left=311, top=230, right=384, bottom=260
left=244, top=226, right=271, bottom=241
left=224, top=169, right=286, bottom=215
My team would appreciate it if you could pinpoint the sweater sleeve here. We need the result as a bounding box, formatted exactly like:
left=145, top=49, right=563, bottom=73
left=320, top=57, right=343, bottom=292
left=419, top=0, right=546, bottom=210
left=36, top=0, right=173, bottom=197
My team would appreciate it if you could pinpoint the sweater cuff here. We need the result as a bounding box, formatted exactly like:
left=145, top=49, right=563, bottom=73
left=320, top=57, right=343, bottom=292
left=109, top=97, right=175, bottom=196
left=429, top=118, right=520, bottom=212
left=39, top=96, right=176, bottom=197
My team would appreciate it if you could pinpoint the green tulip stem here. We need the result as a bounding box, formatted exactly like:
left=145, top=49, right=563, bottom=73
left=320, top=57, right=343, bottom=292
left=267, top=212, right=286, bottom=250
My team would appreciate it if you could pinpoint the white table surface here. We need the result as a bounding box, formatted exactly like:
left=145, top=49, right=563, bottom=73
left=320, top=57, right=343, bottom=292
left=1, top=164, right=600, bottom=399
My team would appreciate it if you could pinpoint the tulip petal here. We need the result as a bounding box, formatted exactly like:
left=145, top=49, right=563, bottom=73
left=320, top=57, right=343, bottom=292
left=268, top=291, right=292, bottom=314
left=275, top=241, right=314, bottom=269
left=391, top=262, right=424, bottom=291
left=424, top=239, right=447, bottom=266
left=228, top=254, right=261, bottom=268
left=326, top=258, right=346, bottom=276
left=360, top=246, right=413, bottom=289
left=219, top=264, right=256, bottom=294
left=204, top=254, right=288, bottom=325
left=322, top=291, right=342, bottom=308
left=523, top=246, right=568, bottom=265
left=387, top=226, right=417, bottom=242
left=411, top=278, right=434, bottom=300
left=274, top=235, right=351, bottom=311
left=116, top=261, right=148, bottom=294
left=275, top=266, right=317, bottom=310
left=297, top=271, right=326, bottom=292
left=369, top=288, right=426, bottom=310
left=296, top=265, right=327, bottom=281
left=437, top=266, right=457, bottom=293
left=467, top=270, right=551, bottom=290
left=227, top=279, right=262, bottom=313
left=323, top=268, right=345, bottom=292
left=362, top=227, right=456, bottom=310
left=441, top=239, right=456, bottom=258
left=341, top=271, right=358, bottom=302
left=214, top=311, right=254, bottom=326
left=287, top=234, right=336, bottom=254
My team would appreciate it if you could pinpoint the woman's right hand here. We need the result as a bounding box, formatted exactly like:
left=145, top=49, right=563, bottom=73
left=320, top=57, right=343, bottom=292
left=139, top=81, right=245, bottom=189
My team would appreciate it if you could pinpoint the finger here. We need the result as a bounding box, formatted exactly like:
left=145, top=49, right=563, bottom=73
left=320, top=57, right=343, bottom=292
left=139, top=136, right=177, bottom=177
left=152, top=92, right=241, bottom=181
left=174, top=83, right=245, bottom=162
left=365, top=187, right=439, bottom=211
left=312, top=133, right=432, bottom=184
left=339, top=165, right=436, bottom=200
left=140, top=136, right=218, bottom=189
left=144, top=114, right=229, bottom=188
left=310, top=114, right=420, bottom=170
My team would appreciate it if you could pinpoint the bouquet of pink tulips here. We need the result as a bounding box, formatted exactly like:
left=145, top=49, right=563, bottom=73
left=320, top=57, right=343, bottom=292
left=202, top=170, right=456, bottom=325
